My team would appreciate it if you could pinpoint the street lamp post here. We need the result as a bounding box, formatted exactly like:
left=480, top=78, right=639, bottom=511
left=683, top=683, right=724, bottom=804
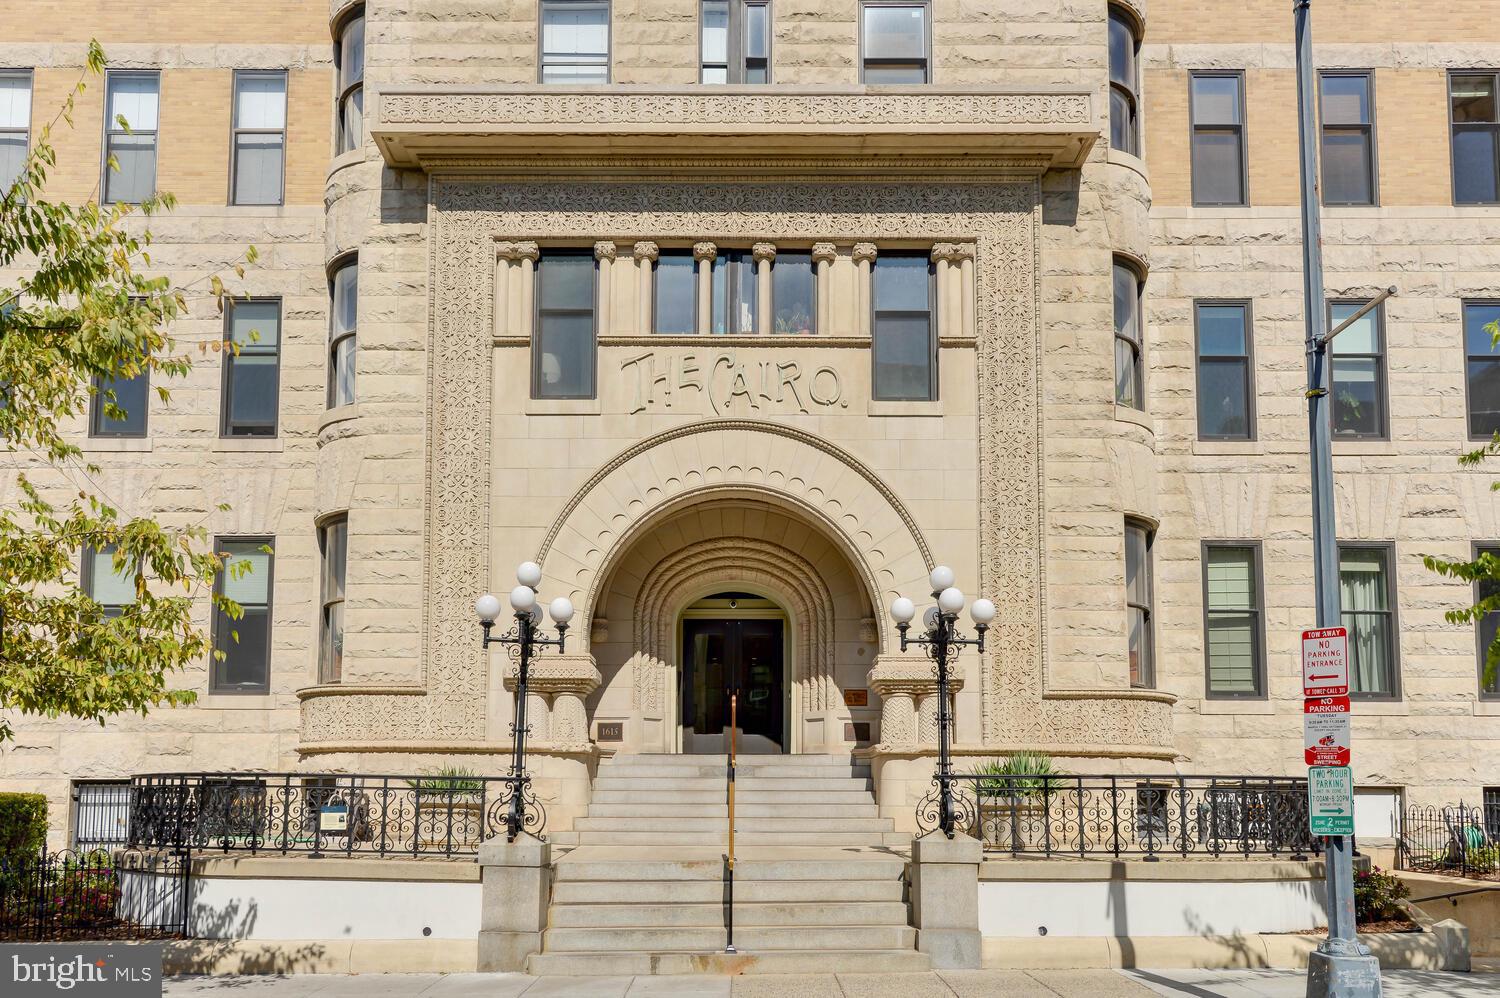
left=889, top=566, right=997, bottom=839
left=475, top=561, right=575, bottom=842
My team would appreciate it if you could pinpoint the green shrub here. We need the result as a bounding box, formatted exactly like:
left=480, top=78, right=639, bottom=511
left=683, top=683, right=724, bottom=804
left=974, top=753, right=1067, bottom=799
left=0, top=793, right=48, bottom=864
left=1354, top=866, right=1411, bottom=923
left=408, top=766, right=484, bottom=798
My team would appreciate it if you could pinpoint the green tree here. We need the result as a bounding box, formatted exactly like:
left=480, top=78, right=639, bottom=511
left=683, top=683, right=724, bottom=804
left=1424, top=314, right=1500, bottom=690
left=0, top=43, right=258, bottom=742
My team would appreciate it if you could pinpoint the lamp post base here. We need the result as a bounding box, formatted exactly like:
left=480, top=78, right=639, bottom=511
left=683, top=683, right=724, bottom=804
left=1306, top=949, right=1382, bottom=998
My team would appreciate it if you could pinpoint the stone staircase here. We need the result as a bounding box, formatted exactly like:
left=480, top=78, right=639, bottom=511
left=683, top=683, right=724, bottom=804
left=529, top=754, right=927, bottom=975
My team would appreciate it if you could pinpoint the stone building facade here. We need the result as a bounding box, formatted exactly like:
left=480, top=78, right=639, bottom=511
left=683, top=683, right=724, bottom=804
left=1, top=0, right=1497, bottom=845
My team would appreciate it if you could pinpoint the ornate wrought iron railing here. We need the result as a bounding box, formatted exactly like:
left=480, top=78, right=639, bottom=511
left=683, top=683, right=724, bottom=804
left=922, top=774, right=1320, bottom=859
left=1397, top=802, right=1500, bottom=878
left=128, top=772, right=543, bottom=858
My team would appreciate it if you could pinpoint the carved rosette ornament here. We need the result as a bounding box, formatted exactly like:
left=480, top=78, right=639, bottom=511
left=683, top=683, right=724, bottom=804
left=632, top=241, right=659, bottom=262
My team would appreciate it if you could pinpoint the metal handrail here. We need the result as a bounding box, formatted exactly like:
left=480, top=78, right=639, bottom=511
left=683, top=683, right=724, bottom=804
left=725, top=692, right=737, bottom=955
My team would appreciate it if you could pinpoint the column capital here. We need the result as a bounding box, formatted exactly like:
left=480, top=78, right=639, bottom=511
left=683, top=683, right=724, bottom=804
left=632, top=240, right=660, bottom=262
left=497, top=240, right=540, bottom=263
left=503, top=653, right=601, bottom=698
left=752, top=241, right=778, bottom=263
left=811, top=242, right=838, bottom=264
left=852, top=242, right=879, bottom=263
left=930, top=242, right=964, bottom=263
left=692, top=241, right=718, bottom=263
left=594, top=240, right=617, bottom=262
left=868, top=654, right=965, bottom=697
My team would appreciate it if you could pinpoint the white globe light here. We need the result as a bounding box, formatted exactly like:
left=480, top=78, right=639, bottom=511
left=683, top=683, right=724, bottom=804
left=929, top=565, right=956, bottom=592
left=890, top=597, right=916, bottom=624
left=923, top=606, right=940, bottom=630
left=938, top=587, right=966, bottom=614
left=516, top=561, right=543, bottom=589
left=971, top=598, right=997, bottom=625
left=529, top=604, right=544, bottom=627
left=509, top=585, right=537, bottom=612
left=549, top=596, right=575, bottom=625
left=474, top=593, right=502, bottom=623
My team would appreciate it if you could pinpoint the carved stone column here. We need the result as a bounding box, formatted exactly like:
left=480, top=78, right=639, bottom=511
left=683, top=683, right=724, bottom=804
left=812, top=242, right=837, bottom=336
left=633, top=241, right=658, bottom=335
left=594, top=241, right=616, bottom=336
left=752, top=242, right=776, bottom=335
left=495, top=241, right=539, bottom=337
left=506, top=654, right=602, bottom=750
left=869, top=655, right=965, bottom=749
left=930, top=243, right=961, bottom=340
left=693, top=241, right=718, bottom=334
left=954, top=242, right=977, bottom=338
left=514, top=241, right=539, bottom=338
left=853, top=242, right=878, bottom=337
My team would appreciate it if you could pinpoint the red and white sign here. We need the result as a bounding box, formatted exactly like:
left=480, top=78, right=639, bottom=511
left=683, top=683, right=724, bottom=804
left=1304, top=696, right=1351, bottom=767
left=1302, top=627, right=1349, bottom=697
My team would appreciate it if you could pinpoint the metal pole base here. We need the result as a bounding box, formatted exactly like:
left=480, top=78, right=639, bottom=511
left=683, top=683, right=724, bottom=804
left=1306, top=950, right=1382, bottom=998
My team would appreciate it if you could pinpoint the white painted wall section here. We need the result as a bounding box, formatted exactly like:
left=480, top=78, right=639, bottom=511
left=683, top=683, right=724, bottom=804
left=979, top=880, right=1328, bottom=938
left=186, top=878, right=481, bottom=940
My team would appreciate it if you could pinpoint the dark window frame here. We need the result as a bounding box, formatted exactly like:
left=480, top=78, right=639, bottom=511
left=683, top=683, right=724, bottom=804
left=1318, top=70, right=1379, bottom=207
left=1328, top=298, right=1389, bottom=441
left=532, top=249, right=599, bottom=399
left=870, top=251, right=937, bottom=402
left=1463, top=299, right=1500, bottom=441
left=327, top=253, right=357, bottom=409
left=334, top=7, right=365, bottom=156
left=221, top=297, right=282, bottom=438
left=0, top=69, right=33, bottom=194
left=1474, top=541, right=1500, bottom=700
left=859, top=1, right=931, bottom=85
left=317, top=515, right=347, bottom=685
left=539, top=0, right=612, bottom=85
left=1338, top=540, right=1401, bottom=702
left=700, top=0, right=772, bottom=84
left=1193, top=298, right=1256, bottom=441
left=1107, top=4, right=1142, bottom=157
left=230, top=69, right=288, bottom=207
left=100, top=69, right=160, bottom=206
left=1126, top=518, right=1156, bottom=690
left=210, top=535, right=275, bottom=695
left=1114, top=256, right=1146, bottom=411
left=1201, top=540, right=1268, bottom=700
left=1450, top=70, right=1500, bottom=206
left=1189, top=70, right=1248, bottom=208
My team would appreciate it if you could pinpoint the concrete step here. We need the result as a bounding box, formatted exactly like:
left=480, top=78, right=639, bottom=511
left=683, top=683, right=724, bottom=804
left=573, top=830, right=891, bottom=847
left=550, top=879, right=904, bottom=905
left=549, top=901, right=910, bottom=928
left=574, top=816, right=893, bottom=833
left=541, top=924, right=916, bottom=953
left=584, top=802, right=880, bottom=818
left=553, top=849, right=905, bottom=883
left=589, top=789, right=873, bottom=804
left=525, top=949, right=932, bottom=976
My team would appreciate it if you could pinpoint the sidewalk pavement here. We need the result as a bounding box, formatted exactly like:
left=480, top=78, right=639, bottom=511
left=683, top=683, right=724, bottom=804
left=162, top=968, right=1500, bottom=997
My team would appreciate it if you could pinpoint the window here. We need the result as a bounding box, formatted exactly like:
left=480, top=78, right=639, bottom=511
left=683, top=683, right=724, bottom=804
left=1108, top=6, right=1141, bottom=156
left=1452, top=73, right=1500, bottom=205
left=1126, top=520, right=1155, bottom=688
left=335, top=9, right=364, bottom=155
left=1114, top=259, right=1145, bottom=410
left=102, top=71, right=159, bottom=205
left=1486, top=787, right=1500, bottom=839
left=1203, top=544, right=1264, bottom=698
left=711, top=250, right=756, bottom=334
left=534, top=251, right=597, bottom=398
left=1339, top=544, right=1398, bottom=698
left=1320, top=72, right=1376, bottom=206
left=1190, top=72, right=1246, bottom=207
left=871, top=253, right=935, bottom=400
left=654, top=251, right=696, bottom=334
left=0, top=71, right=31, bottom=195
left=771, top=252, right=815, bottom=335
left=861, top=2, right=928, bottom=84
left=318, top=517, right=347, bottom=684
left=231, top=71, right=286, bottom=206
left=541, top=0, right=610, bottom=84
left=222, top=298, right=281, bottom=437
left=328, top=256, right=357, bottom=409
left=1195, top=301, right=1253, bottom=440
left=90, top=362, right=149, bottom=437
left=701, top=0, right=770, bottom=84
left=71, top=781, right=131, bottom=851
left=1475, top=545, right=1500, bottom=698
left=1465, top=302, right=1500, bottom=439
left=212, top=538, right=273, bottom=694
left=1329, top=300, right=1387, bottom=439
left=83, top=544, right=134, bottom=615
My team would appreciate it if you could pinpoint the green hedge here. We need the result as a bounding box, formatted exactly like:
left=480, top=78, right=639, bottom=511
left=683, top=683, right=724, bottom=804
left=0, top=793, right=49, bottom=863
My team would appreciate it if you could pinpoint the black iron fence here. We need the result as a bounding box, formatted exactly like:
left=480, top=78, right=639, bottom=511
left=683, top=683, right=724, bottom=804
left=1397, top=802, right=1500, bottom=878
left=0, top=849, right=188, bottom=941
left=945, top=774, right=1320, bottom=859
left=129, top=772, right=541, bottom=858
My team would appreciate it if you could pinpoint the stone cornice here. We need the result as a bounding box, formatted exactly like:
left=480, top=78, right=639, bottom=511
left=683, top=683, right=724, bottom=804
left=373, top=86, right=1097, bottom=175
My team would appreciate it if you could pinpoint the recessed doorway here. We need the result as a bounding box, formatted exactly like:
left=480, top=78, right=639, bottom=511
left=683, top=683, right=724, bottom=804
left=679, top=592, right=787, bottom=754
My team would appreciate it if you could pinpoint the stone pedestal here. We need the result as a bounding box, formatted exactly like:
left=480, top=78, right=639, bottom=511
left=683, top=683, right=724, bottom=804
left=910, top=833, right=982, bottom=969
left=477, top=834, right=551, bottom=972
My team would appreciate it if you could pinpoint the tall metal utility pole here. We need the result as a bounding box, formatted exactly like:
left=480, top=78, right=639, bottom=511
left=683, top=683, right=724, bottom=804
left=1294, top=2, right=1382, bottom=995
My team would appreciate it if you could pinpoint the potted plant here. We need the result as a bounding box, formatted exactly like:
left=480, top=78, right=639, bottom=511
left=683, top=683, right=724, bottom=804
left=408, top=766, right=486, bottom=850
left=973, top=752, right=1065, bottom=853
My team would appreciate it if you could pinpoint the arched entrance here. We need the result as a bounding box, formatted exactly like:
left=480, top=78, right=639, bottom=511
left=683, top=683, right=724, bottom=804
left=680, top=592, right=789, bottom=754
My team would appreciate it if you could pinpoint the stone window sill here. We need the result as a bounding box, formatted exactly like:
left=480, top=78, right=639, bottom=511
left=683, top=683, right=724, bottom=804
left=525, top=397, right=603, bottom=415
left=319, top=403, right=361, bottom=434
left=1192, top=440, right=1264, bottom=456
left=197, top=693, right=277, bottom=710
left=1351, top=700, right=1408, bottom=716
left=1197, top=699, right=1275, bottom=715
left=213, top=437, right=285, bottom=453
left=1106, top=147, right=1149, bottom=185
left=1332, top=440, right=1397, bottom=456
left=1113, top=405, right=1154, bottom=432
left=1472, top=700, right=1500, bottom=716
left=868, top=399, right=943, bottom=417
left=84, top=436, right=153, bottom=453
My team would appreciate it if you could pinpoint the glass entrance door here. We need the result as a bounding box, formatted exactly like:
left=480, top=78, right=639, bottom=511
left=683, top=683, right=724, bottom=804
left=681, top=618, right=785, bottom=754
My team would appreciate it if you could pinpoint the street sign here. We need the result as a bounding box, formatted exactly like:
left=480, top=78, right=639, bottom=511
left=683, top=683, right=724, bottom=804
left=1308, top=766, right=1355, bottom=836
left=1304, top=696, right=1351, bottom=767
left=1301, top=626, right=1349, bottom=697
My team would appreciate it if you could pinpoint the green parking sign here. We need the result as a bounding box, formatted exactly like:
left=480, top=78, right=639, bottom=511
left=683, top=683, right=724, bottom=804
left=1308, top=765, right=1355, bottom=836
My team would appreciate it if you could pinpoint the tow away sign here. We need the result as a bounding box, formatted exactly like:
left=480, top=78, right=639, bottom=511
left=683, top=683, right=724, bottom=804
left=1302, top=627, right=1349, bottom=697
left=1304, top=696, right=1351, bottom=767
left=1308, top=765, right=1355, bottom=836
